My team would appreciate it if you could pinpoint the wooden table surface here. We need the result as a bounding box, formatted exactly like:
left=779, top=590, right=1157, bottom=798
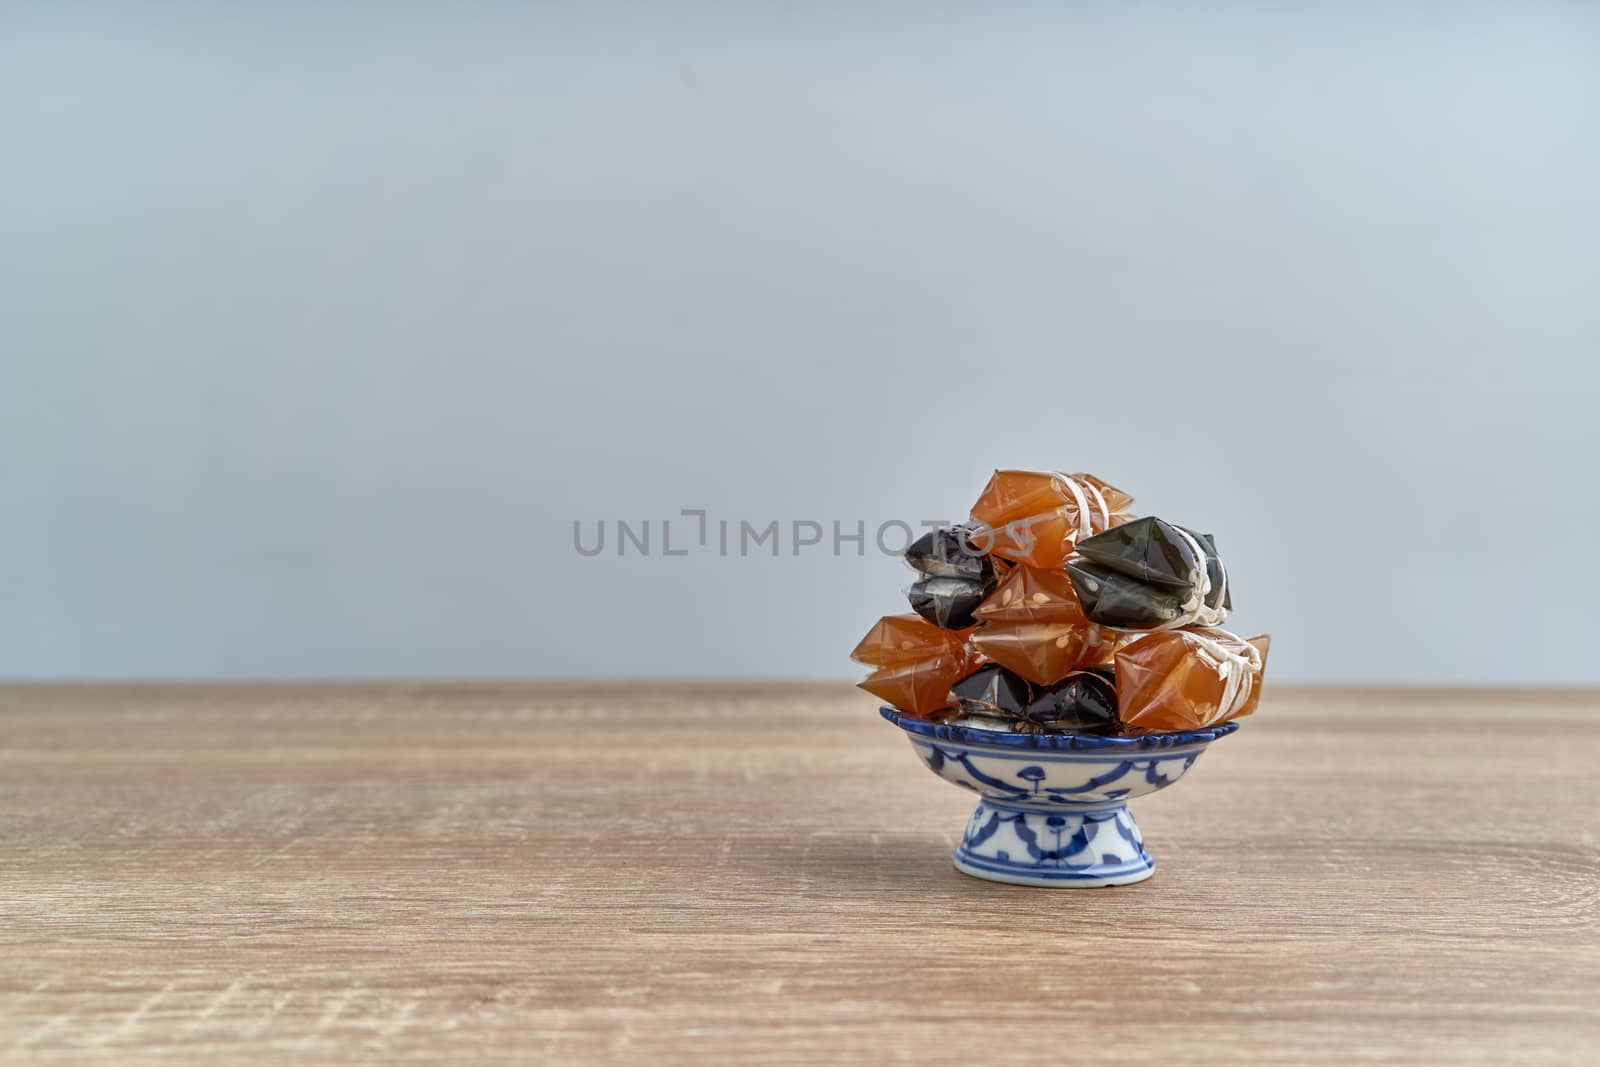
left=1, top=683, right=1596, bottom=1064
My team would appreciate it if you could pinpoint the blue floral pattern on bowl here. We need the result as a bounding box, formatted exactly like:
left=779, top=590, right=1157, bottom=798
left=882, top=707, right=1238, bottom=887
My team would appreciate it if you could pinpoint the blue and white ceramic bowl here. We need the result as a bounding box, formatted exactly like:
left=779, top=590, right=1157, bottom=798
left=882, top=708, right=1238, bottom=888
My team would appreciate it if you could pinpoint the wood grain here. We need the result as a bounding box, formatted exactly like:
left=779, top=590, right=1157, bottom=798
left=1, top=683, right=1596, bottom=1064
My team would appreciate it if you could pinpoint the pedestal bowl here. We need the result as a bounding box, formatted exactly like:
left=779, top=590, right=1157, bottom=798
left=882, top=707, right=1238, bottom=887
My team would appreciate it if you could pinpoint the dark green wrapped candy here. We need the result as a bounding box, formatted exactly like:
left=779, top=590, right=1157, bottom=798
left=1066, top=516, right=1228, bottom=629
left=905, top=523, right=997, bottom=629
left=905, top=523, right=995, bottom=582
left=1023, top=670, right=1118, bottom=734
left=1190, top=529, right=1232, bottom=614
left=949, top=665, right=1118, bottom=735
left=907, top=576, right=987, bottom=629
left=950, top=664, right=1032, bottom=717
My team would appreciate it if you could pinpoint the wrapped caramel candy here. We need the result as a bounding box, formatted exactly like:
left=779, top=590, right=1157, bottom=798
left=969, top=566, right=1103, bottom=685
left=970, top=470, right=1135, bottom=569
left=1115, top=627, right=1269, bottom=732
left=850, top=614, right=980, bottom=717
left=1066, top=516, right=1229, bottom=630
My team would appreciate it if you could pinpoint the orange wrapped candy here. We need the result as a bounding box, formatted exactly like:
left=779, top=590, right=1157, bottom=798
left=969, top=470, right=1135, bottom=568
left=969, top=566, right=1105, bottom=686
left=1115, top=628, right=1270, bottom=732
left=851, top=614, right=980, bottom=717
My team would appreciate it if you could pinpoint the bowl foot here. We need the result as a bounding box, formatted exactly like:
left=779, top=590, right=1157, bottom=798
left=953, top=799, right=1155, bottom=888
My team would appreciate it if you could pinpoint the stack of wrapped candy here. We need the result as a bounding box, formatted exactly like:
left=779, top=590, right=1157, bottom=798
left=851, top=470, right=1270, bottom=734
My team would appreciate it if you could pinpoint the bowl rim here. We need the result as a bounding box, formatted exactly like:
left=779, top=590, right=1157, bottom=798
left=880, top=706, right=1239, bottom=750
